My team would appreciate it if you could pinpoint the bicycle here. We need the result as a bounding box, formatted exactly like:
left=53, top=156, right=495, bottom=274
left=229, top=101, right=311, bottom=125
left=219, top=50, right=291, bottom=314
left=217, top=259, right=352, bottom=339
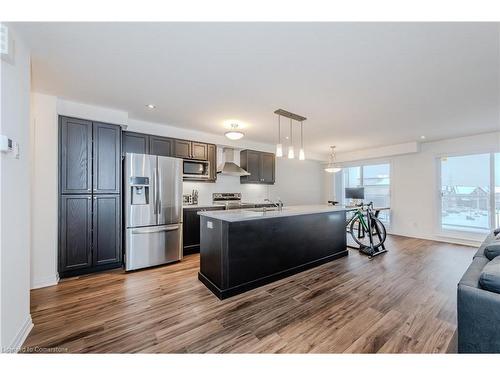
left=346, top=201, right=387, bottom=258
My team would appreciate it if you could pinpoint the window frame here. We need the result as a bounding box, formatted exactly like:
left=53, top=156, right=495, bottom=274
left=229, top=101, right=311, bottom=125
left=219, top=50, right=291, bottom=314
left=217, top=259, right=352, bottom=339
left=436, top=150, right=498, bottom=238
left=336, top=159, right=393, bottom=226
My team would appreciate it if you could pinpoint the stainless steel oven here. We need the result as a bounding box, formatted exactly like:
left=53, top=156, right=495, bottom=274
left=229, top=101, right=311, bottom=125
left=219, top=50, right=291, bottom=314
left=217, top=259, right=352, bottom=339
left=183, top=159, right=210, bottom=179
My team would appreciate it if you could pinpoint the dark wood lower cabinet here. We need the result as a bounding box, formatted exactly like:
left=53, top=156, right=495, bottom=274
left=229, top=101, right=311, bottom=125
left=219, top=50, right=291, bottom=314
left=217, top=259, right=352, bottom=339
left=59, top=194, right=122, bottom=278
left=93, top=195, right=121, bottom=266
left=59, top=195, right=93, bottom=273
left=183, top=206, right=225, bottom=255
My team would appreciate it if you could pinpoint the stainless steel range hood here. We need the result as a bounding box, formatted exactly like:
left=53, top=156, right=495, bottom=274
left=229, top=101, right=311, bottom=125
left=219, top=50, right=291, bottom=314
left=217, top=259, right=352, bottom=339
left=217, top=147, right=250, bottom=176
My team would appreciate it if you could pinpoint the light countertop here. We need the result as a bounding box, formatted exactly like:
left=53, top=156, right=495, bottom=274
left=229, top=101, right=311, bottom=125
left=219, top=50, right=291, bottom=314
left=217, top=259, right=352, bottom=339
left=197, top=204, right=353, bottom=222
left=182, top=203, right=226, bottom=210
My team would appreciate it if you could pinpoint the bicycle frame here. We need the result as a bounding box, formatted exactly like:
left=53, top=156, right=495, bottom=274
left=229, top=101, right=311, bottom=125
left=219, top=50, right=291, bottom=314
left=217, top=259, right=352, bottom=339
left=346, top=208, right=369, bottom=231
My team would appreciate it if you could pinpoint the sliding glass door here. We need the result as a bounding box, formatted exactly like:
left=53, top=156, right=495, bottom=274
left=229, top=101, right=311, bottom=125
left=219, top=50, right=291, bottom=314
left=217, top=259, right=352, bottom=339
left=440, top=153, right=492, bottom=232
left=339, top=163, right=391, bottom=223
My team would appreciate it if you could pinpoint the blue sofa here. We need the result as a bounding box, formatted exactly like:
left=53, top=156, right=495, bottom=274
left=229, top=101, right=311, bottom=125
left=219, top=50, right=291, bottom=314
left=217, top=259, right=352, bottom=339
left=457, top=230, right=500, bottom=353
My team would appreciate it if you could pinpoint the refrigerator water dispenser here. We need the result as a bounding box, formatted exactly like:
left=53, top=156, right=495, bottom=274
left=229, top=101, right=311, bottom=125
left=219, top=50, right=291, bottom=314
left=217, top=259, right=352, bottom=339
left=130, top=176, right=150, bottom=205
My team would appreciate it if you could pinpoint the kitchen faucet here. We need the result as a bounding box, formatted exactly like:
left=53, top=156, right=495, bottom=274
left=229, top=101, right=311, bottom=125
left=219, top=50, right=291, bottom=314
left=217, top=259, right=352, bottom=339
left=264, top=198, right=284, bottom=211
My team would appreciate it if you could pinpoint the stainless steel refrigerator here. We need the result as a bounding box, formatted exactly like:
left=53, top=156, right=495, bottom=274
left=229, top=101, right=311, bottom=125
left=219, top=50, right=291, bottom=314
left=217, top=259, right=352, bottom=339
left=124, top=153, right=183, bottom=271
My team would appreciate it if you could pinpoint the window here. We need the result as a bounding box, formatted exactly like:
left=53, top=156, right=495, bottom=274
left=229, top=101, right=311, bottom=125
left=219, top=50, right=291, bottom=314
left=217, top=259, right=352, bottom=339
left=440, top=153, right=497, bottom=232
left=337, top=163, right=391, bottom=223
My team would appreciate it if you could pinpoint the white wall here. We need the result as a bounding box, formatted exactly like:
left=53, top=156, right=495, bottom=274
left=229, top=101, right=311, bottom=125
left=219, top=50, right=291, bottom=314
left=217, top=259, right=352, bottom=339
left=0, top=25, right=33, bottom=352
left=31, top=93, right=58, bottom=288
left=184, top=154, right=326, bottom=206
left=29, top=96, right=326, bottom=291
left=334, top=132, right=500, bottom=246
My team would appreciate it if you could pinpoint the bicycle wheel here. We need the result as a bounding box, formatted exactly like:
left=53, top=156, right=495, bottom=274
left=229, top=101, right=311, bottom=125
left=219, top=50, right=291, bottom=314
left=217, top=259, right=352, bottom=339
left=349, top=215, right=387, bottom=249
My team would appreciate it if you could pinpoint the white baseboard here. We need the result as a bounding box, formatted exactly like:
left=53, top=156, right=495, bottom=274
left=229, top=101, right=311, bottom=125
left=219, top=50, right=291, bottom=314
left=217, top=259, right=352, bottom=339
left=31, top=273, right=59, bottom=290
left=3, top=315, right=33, bottom=353
left=387, top=230, right=481, bottom=248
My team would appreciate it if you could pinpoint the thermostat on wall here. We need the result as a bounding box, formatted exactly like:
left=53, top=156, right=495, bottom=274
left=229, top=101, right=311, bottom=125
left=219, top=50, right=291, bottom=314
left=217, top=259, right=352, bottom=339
left=0, top=135, right=13, bottom=152
left=0, top=135, right=19, bottom=158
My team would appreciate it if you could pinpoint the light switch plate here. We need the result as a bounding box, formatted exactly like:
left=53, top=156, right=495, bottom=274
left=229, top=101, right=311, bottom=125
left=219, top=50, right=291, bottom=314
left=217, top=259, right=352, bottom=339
left=0, top=24, right=8, bottom=56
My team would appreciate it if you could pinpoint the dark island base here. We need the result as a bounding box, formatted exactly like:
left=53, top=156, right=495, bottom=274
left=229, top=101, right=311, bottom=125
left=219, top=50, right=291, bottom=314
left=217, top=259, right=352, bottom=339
left=198, top=250, right=349, bottom=299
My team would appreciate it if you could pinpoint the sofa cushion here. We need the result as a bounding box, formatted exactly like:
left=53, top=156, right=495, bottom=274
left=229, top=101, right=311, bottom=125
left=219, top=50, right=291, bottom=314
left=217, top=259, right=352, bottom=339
left=459, top=256, right=490, bottom=288
left=474, top=232, right=498, bottom=259
left=484, top=241, right=500, bottom=261
left=479, top=256, right=500, bottom=294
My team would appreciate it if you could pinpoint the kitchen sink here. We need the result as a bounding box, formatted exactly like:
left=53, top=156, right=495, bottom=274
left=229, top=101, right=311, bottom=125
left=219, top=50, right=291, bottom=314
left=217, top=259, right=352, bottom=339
left=247, top=207, right=283, bottom=212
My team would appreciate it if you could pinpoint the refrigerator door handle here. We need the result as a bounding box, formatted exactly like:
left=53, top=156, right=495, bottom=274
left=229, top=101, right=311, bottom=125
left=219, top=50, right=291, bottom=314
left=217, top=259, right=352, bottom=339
left=131, top=225, right=180, bottom=234
left=155, top=161, right=161, bottom=216
left=152, top=163, right=157, bottom=215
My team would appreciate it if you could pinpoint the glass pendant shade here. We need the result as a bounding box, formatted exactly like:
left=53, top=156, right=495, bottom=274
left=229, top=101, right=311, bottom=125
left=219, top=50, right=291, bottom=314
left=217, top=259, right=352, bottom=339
left=324, top=146, right=341, bottom=173
left=276, top=143, right=283, bottom=157
left=275, top=115, right=283, bottom=158
left=299, top=148, right=305, bottom=160
left=324, top=166, right=342, bottom=173
left=288, top=146, right=295, bottom=159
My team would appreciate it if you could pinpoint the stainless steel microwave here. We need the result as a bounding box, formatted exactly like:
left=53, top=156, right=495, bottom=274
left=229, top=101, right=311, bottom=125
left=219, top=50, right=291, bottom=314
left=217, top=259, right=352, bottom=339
left=183, top=159, right=210, bottom=179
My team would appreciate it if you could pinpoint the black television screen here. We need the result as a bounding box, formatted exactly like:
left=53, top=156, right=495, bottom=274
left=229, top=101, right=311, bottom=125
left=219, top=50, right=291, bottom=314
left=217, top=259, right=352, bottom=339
left=345, top=187, right=365, bottom=200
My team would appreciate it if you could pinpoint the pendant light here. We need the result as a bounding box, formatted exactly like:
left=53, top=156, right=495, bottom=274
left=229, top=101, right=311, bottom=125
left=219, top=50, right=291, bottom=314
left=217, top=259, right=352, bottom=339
left=225, top=123, right=245, bottom=140
left=288, top=118, right=295, bottom=159
left=276, top=115, right=283, bottom=157
left=324, top=146, right=341, bottom=173
left=299, top=121, right=305, bottom=160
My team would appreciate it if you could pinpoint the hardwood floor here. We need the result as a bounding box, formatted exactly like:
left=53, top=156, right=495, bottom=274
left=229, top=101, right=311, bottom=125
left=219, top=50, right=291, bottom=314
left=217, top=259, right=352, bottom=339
left=23, top=235, right=475, bottom=353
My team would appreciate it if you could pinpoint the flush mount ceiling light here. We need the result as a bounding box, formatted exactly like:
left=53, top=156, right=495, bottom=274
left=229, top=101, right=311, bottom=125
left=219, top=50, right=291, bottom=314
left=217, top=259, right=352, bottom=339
left=274, top=109, right=306, bottom=160
left=225, top=123, right=245, bottom=140
left=324, top=146, right=342, bottom=173
left=146, top=104, right=156, bottom=109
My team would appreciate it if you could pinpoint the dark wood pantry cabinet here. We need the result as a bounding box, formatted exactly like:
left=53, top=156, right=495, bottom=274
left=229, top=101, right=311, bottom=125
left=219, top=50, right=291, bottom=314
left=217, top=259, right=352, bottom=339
left=59, top=117, right=93, bottom=194
left=239, top=150, right=275, bottom=184
left=58, top=116, right=122, bottom=278
left=59, top=195, right=93, bottom=272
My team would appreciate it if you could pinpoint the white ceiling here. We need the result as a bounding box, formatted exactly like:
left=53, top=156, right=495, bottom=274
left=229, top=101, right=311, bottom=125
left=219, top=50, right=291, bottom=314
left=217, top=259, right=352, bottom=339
left=13, top=22, right=500, bottom=154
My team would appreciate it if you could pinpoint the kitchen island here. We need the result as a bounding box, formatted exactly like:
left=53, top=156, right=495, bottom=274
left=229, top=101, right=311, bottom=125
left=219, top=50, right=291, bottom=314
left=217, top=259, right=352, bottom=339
left=197, top=205, right=349, bottom=299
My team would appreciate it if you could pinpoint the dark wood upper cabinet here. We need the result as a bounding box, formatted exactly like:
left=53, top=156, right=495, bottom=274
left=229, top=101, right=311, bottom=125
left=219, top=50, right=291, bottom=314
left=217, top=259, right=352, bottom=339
left=240, top=150, right=275, bottom=184
left=93, top=195, right=121, bottom=266
left=123, top=131, right=149, bottom=155
left=60, top=117, right=93, bottom=194
left=149, top=136, right=173, bottom=157
left=174, top=139, right=192, bottom=159
left=240, top=150, right=261, bottom=183
left=260, top=152, right=275, bottom=184
left=207, top=144, right=217, bottom=182
left=59, top=195, right=93, bottom=272
left=192, top=142, right=208, bottom=160
left=93, top=122, right=121, bottom=194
